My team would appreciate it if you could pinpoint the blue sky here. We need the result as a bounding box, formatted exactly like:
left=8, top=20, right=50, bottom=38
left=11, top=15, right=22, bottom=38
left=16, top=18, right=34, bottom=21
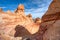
left=0, top=0, right=52, bottom=18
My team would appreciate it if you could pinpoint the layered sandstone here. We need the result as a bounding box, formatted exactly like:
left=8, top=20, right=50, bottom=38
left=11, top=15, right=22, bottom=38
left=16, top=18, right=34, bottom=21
left=0, top=4, right=41, bottom=40
left=42, top=0, right=60, bottom=22
left=41, top=0, right=60, bottom=40
left=34, top=17, right=41, bottom=24
left=26, top=14, right=33, bottom=22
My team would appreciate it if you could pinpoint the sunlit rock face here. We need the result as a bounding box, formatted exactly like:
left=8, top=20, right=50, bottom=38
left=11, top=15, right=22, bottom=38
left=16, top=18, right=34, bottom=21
left=15, top=4, right=24, bottom=14
left=34, top=17, right=41, bottom=24
left=6, top=10, right=12, bottom=14
left=26, top=14, right=33, bottom=22
left=41, top=0, right=60, bottom=40
left=0, top=4, right=41, bottom=40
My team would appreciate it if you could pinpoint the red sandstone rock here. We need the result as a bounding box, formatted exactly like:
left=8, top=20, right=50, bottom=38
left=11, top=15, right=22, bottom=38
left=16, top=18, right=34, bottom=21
left=41, top=0, right=60, bottom=40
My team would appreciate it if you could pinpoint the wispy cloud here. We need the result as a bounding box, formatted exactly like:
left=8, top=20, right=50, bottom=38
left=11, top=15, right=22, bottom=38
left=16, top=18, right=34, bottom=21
left=0, top=7, right=6, bottom=8
left=25, top=5, right=49, bottom=18
left=25, top=0, right=52, bottom=18
left=0, top=0, right=52, bottom=18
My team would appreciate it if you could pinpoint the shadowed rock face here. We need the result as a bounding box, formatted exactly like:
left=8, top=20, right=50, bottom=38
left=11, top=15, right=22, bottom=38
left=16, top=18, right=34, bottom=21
left=43, top=22, right=60, bottom=40
left=14, top=25, right=31, bottom=37
left=0, top=8, right=2, bottom=12
left=44, top=0, right=60, bottom=15
left=0, top=8, right=4, bottom=13
left=42, top=12, right=60, bottom=22
left=41, top=0, right=60, bottom=40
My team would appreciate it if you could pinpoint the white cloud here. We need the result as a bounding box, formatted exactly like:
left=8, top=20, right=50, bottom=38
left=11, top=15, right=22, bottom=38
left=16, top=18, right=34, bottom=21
left=31, top=0, right=42, bottom=4
left=25, top=0, right=53, bottom=18
left=25, top=11, right=44, bottom=18
left=25, top=6, right=48, bottom=18
left=0, top=7, right=6, bottom=8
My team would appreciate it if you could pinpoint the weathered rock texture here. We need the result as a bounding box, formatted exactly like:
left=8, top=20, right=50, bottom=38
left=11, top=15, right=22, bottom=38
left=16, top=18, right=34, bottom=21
left=34, top=17, right=41, bottom=24
left=0, top=4, right=41, bottom=40
left=41, top=0, right=60, bottom=40
left=26, top=14, right=33, bottom=22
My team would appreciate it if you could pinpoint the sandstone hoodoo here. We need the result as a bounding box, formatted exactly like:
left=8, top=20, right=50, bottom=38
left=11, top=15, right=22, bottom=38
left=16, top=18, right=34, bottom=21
left=6, top=10, right=13, bottom=14
left=41, top=0, right=60, bottom=40
left=26, top=14, right=32, bottom=18
left=0, top=8, right=2, bottom=12
left=15, top=4, right=24, bottom=13
left=0, top=8, right=4, bottom=13
left=0, top=4, right=41, bottom=40
left=26, top=14, right=33, bottom=22
left=35, top=17, right=41, bottom=24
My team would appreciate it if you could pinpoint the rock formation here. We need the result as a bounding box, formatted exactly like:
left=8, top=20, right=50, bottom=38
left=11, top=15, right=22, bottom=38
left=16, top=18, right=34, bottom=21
left=0, top=8, right=2, bottom=12
left=34, top=17, right=41, bottom=24
left=41, top=0, right=60, bottom=40
left=26, top=14, right=33, bottom=22
left=6, top=10, right=12, bottom=14
left=0, top=8, right=4, bottom=13
left=43, top=0, right=60, bottom=15
left=0, top=4, right=41, bottom=40
left=15, top=4, right=24, bottom=13
left=26, top=14, right=32, bottom=18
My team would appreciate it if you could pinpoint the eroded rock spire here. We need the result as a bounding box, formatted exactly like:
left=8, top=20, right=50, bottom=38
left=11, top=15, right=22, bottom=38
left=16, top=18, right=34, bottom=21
left=15, top=4, right=24, bottom=13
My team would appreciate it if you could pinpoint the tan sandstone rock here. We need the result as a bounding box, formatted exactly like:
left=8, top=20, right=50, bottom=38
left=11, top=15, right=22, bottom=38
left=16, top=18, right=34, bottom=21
left=6, top=10, right=13, bottom=14
left=0, top=8, right=2, bottom=12
left=0, top=4, right=41, bottom=40
left=34, top=17, right=41, bottom=24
